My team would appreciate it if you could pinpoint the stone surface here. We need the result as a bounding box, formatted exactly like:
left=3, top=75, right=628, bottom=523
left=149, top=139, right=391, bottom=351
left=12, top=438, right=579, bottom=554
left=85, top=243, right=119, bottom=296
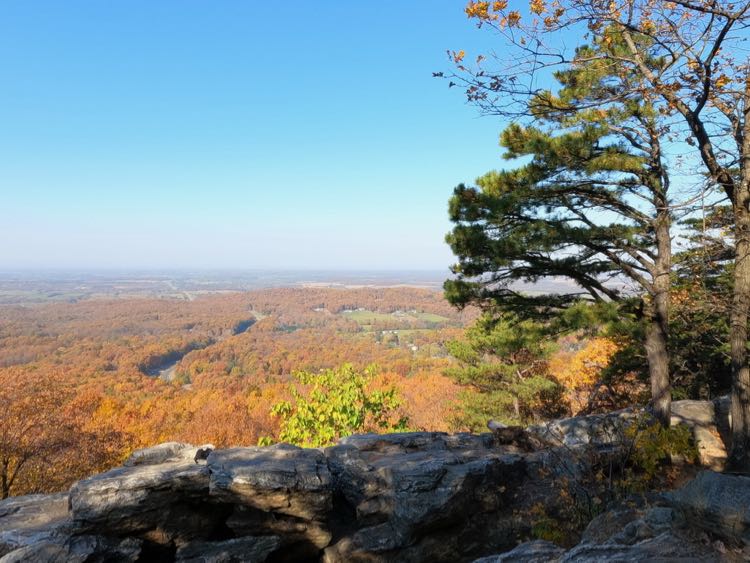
left=478, top=505, right=739, bottom=562
left=528, top=408, right=639, bottom=447
left=580, top=506, right=680, bottom=547
left=671, top=399, right=728, bottom=470
left=668, top=470, right=750, bottom=546
left=124, top=441, right=214, bottom=467
left=69, top=451, right=226, bottom=544
left=473, top=540, right=565, bottom=562
left=491, top=425, right=552, bottom=451
left=175, top=536, right=281, bottom=562
left=0, top=493, right=70, bottom=557
left=0, top=536, right=142, bottom=563
left=528, top=399, right=730, bottom=470
left=2, top=400, right=746, bottom=562
left=559, top=532, right=721, bottom=562
left=0, top=434, right=543, bottom=562
left=323, top=432, right=528, bottom=562
left=208, top=444, right=332, bottom=522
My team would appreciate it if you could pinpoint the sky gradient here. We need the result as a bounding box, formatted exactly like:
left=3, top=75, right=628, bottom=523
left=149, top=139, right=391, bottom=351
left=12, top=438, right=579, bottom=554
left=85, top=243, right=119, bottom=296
left=0, top=2, right=512, bottom=271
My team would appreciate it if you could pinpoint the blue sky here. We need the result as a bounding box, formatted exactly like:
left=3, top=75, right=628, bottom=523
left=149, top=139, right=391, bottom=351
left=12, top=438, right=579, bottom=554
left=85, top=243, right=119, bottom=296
left=0, top=1, right=509, bottom=270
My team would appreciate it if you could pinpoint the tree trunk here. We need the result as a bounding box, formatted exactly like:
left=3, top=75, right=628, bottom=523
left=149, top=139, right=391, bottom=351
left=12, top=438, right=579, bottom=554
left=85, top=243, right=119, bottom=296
left=1, top=459, right=8, bottom=500
left=645, top=305, right=670, bottom=426
left=728, top=200, right=750, bottom=471
left=727, top=72, right=750, bottom=472
left=644, top=288, right=671, bottom=426
left=646, top=178, right=672, bottom=427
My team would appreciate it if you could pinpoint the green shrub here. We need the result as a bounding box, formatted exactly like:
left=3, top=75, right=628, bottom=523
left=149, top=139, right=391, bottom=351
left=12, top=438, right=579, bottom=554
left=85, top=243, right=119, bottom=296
left=260, top=364, right=408, bottom=447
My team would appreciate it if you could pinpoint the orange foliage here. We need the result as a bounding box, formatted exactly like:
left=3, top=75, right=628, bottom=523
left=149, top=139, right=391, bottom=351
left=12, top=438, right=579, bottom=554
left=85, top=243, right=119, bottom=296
left=0, top=288, right=473, bottom=496
left=548, top=337, right=620, bottom=415
left=394, top=372, right=462, bottom=432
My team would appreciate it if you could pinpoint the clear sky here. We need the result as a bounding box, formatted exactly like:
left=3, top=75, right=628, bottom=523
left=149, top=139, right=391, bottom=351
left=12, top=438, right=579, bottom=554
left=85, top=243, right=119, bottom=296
left=0, top=1, right=510, bottom=271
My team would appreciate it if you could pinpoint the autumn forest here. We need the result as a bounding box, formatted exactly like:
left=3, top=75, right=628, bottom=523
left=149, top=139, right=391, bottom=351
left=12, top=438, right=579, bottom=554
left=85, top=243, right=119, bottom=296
left=0, top=282, right=632, bottom=499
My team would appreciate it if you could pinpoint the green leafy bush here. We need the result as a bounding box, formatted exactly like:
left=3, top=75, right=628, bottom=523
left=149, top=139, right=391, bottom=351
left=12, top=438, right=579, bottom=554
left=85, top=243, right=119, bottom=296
left=261, top=364, right=408, bottom=447
left=624, top=420, right=698, bottom=484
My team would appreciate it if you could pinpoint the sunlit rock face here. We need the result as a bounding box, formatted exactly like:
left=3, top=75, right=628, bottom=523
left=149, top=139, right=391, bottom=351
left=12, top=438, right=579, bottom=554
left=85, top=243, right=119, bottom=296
left=0, top=400, right=742, bottom=562
left=0, top=432, right=557, bottom=562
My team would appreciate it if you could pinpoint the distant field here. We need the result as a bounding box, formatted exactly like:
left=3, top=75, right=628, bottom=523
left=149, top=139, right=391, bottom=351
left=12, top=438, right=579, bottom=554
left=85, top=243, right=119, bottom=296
left=341, top=310, right=396, bottom=324
left=341, top=309, right=452, bottom=329
left=392, top=328, right=434, bottom=337
left=0, top=289, right=92, bottom=304
left=412, top=312, right=451, bottom=323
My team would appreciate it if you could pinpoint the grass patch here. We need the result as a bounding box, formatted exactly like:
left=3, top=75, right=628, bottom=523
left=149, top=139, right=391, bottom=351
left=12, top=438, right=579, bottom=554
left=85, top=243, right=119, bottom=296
left=411, top=312, right=451, bottom=323
left=341, top=310, right=452, bottom=329
left=342, top=310, right=398, bottom=325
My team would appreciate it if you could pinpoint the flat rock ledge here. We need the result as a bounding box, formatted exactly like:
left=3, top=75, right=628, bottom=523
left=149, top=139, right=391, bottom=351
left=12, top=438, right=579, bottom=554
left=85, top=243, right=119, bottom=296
left=0, top=399, right=739, bottom=562
left=1, top=435, right=536, bottom=562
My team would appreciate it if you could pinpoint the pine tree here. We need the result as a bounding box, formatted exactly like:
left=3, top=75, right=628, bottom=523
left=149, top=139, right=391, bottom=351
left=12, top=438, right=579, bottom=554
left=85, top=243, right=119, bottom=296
left=445, top=37, right=675, bottom=425
left=445, top=313, right=560, bottom=429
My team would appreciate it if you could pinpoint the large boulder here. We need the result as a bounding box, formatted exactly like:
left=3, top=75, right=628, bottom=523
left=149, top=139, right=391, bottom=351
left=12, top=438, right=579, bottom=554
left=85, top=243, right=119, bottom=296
left=476, top=505, right=739, bottom=562
left=558, top=503, right=733, bottom=561
left=527, top=409, right=639, bottom=448
left=1, top=435, right=559, bottom=562
left=0, top=492, right=142, bottom=562
left=0, top=494, right=71, bottom=557
left=527, top=398, right=731, bottom=471
left=208, top=444, right=332, bottom=522
left=671, top=399, right=728, bottom=470
left=0, top=535, right=142, bottom=563
left=209, top=444, right=334, bottom=555
left=323, top=432, right=528, bottom=562
left=124, top=442, right=214, bottom=467
left=668, top=470, right=750, bottom=546
left=68, top=450, right=225, bottom=544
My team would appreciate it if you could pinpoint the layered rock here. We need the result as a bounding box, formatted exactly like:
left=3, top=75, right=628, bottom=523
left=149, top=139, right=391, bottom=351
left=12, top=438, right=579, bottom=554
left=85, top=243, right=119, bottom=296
left=0, top=493, right=71, bottom=556
left=0, top=432, right=570, bottom=562
left=0, top=399, right=741, bottom=562
left=323, top=433, right=528, bottom=562
left=668, top=470, right=750, bottom=546
left=528, top=397, right=731, bottom=469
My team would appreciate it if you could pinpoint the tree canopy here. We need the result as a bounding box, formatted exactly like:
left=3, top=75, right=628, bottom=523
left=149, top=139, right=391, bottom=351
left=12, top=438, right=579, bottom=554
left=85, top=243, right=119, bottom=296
left=445, top=35, right=676, bottom=424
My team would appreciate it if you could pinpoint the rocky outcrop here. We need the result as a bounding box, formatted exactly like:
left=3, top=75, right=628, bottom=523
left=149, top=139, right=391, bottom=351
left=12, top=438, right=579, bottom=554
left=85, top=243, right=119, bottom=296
left=668, top=470, right=750, bottom=546
left=323, top=433, right=528, bottom=562
left=671, top=399, right=729, bottom=470
left=474, top=540, right=566, bottom=562
left=0, top=432, right=585, bottom=563
left=478, top=472, right=750, bottom=562
left=528, top=398, right=731, bottom=469
left=0, top=399, right=740, bottom=562
left=527, top=408, right=640, bottom=448
left=0, top=493, right=71, bottom=557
